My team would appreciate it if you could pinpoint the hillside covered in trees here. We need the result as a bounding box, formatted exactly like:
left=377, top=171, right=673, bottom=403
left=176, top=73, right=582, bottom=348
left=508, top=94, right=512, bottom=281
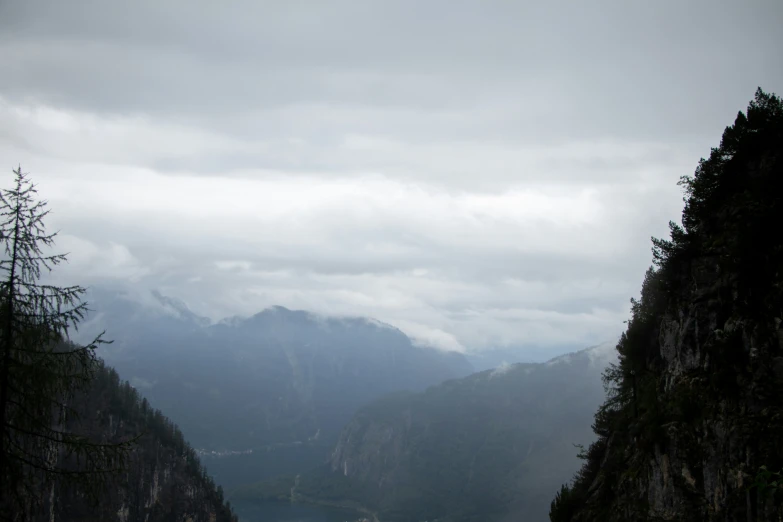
left=0, top=168, right=236, bottom=521
left=29, top=361, right=238, bottom=522
left=550, top=89, right=783, bottom=520
left=231, top=342, right=617, bottom=521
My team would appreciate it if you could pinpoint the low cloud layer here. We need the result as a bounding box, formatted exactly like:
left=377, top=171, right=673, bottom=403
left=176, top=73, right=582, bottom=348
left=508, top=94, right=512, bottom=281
left=1, top=0, right=781, bottom=354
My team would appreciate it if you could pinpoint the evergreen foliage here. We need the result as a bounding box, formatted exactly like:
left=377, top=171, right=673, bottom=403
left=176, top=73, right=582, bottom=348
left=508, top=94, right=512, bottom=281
left=549, top=88, right=783, bottom=520
left=0, top=167, right=236, bottom=521
left=0, top=167, right=133, bottom=518
left=66, top=361, right=239, bottom=522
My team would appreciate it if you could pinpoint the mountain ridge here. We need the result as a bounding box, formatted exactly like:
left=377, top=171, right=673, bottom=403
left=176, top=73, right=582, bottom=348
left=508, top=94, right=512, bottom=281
left=76, top=287, right=475, bottom=489
left=233, top=341, right=619, bottom=521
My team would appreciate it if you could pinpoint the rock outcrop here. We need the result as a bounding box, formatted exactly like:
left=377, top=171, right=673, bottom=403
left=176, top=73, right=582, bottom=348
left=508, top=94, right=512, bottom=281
left=550, top=89, right=783, bottom=521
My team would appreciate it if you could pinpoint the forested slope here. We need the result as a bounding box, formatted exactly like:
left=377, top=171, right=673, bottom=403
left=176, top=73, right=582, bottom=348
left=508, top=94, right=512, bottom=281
left=550, top=89, right=783, bottom=521
left=234, top=342, right=617, bottom=521
left=29, top=361, right=237, bottom=522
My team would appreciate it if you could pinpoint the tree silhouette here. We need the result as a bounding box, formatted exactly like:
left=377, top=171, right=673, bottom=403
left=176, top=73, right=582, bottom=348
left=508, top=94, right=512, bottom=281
left=0, top=166, right=133, bottom=518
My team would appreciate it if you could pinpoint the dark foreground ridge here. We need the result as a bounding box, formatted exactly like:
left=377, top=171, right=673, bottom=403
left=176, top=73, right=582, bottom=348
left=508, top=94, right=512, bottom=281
left=22, top=361, right=237, bottom=522
left=550, top=89, right=783, bottom=520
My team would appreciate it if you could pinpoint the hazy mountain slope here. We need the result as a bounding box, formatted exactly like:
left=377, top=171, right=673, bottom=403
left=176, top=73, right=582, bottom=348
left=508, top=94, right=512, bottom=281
left=24, top=362, right=236, bottom=522
left=550, top=90, right=783, bottom=521
left=235, top=341, right=618, bottom=522
left=78, top=288, right=474, bottom=487
left=464, top=343, right=584, bottom=372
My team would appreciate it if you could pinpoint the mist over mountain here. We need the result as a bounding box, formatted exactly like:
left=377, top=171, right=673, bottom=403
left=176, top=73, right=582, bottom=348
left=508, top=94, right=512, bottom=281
left=234, top=340, right=618, bottom=521
left=78, top=286, right=474, bottom=488
left=464, top=344, right=586, bottom=372
left=3, top=0, right=780, bottom=519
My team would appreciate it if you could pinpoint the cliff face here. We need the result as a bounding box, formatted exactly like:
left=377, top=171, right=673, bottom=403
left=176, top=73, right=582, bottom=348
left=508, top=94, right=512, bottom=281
left=604, top=264, right=782, bottom=521
left=551, top=90, right=783, bottom=521
left=276, top=343, right=617, bottom=522
left=30, top=363, right=236, bottom=522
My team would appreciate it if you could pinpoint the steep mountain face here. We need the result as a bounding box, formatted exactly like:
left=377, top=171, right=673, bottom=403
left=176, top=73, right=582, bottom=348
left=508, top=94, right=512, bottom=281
left=550, top=90, right=783, bottom=521
left=237, top=342, right=617, bottom=522
left=77, top=290, right=474, bottom=487
left=26, top=363, right=236, bottom=522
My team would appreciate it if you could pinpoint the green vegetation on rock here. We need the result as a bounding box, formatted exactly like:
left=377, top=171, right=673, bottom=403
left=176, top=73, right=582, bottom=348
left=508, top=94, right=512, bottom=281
left=550, top=88, right=783, bottom=521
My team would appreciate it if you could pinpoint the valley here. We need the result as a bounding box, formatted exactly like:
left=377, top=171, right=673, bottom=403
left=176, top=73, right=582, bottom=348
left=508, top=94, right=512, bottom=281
left=74, top=286, right=619, bottom=521
left=76, top=287, right=474, bottom=489
left=2, top=6, right=780, bottom=516
left=231, top=341, right=617, bottom=521
left=229, top=500, right=364, bottom=522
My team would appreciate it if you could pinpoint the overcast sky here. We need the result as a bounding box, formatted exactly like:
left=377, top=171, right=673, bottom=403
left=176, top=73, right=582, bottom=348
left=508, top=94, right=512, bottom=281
left=1, top=0, right=781, bottom=356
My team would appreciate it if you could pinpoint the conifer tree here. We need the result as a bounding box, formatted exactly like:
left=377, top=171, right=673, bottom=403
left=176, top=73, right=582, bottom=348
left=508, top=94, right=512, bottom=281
left=0, top=166, right=132, bottom=518
left=548, top=88, right=783, bottom=521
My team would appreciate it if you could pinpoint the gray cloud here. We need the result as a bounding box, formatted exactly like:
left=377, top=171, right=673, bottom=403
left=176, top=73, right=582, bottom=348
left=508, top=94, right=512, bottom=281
left=1, top=0, right=781, bottom=354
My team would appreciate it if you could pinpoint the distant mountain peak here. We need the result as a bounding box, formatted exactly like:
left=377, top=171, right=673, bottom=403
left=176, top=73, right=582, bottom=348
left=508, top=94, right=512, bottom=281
left=246, top=306, right=407, bottom=337
left=489, top=360, right=517, bottom=378
left=252, top=304, right=311, bottom=318
left=149, top=289, right=211, bottom=326
left=358, top=316, right=399, bottom=331
left=545, top=337, right=620, bottom=367
left=216, top=315, right=247, bottom=327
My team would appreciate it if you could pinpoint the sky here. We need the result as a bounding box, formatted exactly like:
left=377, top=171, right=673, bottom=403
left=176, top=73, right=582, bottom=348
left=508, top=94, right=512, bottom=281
left=0, top=0, right=781, bottom=356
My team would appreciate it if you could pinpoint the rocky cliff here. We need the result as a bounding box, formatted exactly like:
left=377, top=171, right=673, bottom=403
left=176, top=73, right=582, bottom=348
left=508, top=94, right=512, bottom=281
left=550, top=89, right=783, bottom=521
left=25, top=362, right=237, bottom=522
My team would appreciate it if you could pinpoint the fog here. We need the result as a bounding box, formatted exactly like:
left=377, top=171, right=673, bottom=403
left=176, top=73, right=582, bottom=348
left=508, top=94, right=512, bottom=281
left=3, top=0, right=780, bottom=355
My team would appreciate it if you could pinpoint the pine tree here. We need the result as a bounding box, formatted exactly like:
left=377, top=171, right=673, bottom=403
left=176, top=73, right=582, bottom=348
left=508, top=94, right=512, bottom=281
left=0, top=166, right=133, bottom=519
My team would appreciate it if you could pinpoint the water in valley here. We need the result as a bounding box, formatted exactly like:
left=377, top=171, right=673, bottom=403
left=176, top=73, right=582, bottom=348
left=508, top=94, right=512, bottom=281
left=232, top=500, right=363, bottom=522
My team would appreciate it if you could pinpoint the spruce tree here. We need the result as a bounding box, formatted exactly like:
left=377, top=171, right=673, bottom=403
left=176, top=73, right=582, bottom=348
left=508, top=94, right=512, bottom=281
left=0, top=166, right=132, bottom=518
